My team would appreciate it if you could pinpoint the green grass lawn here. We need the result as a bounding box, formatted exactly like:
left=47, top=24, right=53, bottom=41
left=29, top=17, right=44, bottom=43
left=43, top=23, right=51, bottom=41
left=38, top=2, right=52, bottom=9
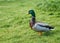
left=0, top=0, right=60, bottom=43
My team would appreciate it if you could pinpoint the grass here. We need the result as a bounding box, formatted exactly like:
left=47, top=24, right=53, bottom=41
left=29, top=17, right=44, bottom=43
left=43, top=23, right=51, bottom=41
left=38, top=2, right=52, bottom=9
left=0, top=0, right=60, bottom=43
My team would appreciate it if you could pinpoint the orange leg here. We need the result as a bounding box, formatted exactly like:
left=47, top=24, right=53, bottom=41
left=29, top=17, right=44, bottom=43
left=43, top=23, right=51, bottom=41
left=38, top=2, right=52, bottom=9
left=38, top=32, right=42, bottom=36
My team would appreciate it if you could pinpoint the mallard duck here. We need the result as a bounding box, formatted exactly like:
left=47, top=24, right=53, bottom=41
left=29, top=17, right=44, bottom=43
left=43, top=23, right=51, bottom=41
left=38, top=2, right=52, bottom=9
left=28, top=10, right=54, bottom=35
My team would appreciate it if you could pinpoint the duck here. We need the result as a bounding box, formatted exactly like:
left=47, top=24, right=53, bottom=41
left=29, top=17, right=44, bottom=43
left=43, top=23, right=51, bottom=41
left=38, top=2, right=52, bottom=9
left=28, top=10, right=54, bottom=35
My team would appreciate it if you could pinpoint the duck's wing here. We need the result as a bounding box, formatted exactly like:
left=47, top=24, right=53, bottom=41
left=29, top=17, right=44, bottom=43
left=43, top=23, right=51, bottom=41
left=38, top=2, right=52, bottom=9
left=36, top=22, right=54, bottom=29
left=32, top=22, right=54, bottom=32
left=36, top=22, right=49, bottom=26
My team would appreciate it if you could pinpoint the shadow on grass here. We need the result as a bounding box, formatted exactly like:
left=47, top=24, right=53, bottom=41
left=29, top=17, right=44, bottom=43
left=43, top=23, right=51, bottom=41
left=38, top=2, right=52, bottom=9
left=43, top=30, right=60, bottom=36
left=43, top=31, right=54, bottom=36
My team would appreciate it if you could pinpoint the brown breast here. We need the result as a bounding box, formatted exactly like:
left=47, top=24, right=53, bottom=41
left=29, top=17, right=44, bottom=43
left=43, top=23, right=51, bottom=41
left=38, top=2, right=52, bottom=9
left=29, top=21, right=35, bottom=29
left=29, top=17, right=35, bottom=29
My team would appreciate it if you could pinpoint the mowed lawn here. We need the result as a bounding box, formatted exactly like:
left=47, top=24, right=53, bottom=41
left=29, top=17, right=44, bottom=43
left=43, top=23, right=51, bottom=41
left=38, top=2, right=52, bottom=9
left=0, top=0, right=60, bottom=43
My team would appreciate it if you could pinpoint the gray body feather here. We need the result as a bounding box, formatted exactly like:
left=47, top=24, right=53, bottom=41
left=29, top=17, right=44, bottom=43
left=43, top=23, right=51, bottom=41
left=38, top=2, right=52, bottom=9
left=32, top=23, right=53, bottom=32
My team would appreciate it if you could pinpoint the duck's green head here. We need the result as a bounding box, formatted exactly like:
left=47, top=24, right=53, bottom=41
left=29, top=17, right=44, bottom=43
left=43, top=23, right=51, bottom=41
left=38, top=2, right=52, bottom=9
left=28, top=10, right=35, bottom=17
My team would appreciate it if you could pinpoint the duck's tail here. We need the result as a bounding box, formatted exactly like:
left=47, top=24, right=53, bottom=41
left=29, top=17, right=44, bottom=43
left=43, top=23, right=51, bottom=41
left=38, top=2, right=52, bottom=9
left=44, top=25, right=55, bottom=30
left=49, top=26, right=55, bottom=30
